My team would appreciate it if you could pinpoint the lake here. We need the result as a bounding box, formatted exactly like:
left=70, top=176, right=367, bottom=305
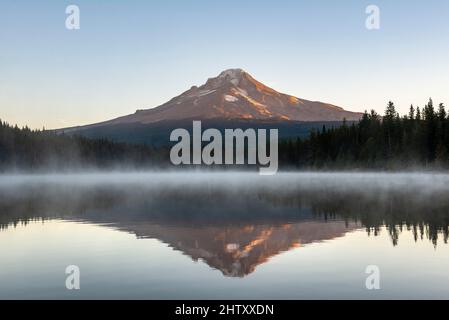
left=1, top=172, right=449, bottom=299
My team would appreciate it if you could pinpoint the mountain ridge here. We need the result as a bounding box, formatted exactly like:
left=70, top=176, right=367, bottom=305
left=63, top=68, right=362, bottom=133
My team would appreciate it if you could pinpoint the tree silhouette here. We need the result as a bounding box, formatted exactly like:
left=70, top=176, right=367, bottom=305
left=279, top=99, right=449, bottom=169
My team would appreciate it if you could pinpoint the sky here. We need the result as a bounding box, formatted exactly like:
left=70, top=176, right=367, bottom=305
left=1, top=0, right=449, bottom=129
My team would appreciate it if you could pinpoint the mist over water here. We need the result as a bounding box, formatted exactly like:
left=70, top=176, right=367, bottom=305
left=1, top=171, right=449, bottom=298
left=2, top=170, right=449, bottom=193
left=1, top=171, right=449, bottom=241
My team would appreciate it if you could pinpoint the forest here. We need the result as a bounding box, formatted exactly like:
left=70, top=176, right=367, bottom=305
left=0, top=121, right=168, bottom=171
left=279, top=99, right=449, bottom=169
left=1, top=98, right=448, bottom=171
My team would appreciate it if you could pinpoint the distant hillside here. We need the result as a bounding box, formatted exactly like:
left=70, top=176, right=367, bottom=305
left=59, top=119, right=351, bottom=147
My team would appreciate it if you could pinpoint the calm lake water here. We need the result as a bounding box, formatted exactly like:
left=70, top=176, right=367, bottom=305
left=1, top=172, right=449, bottom=299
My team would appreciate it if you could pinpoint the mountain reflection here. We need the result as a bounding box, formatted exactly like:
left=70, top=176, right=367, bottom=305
left=1, top=173, right=449, bottom=277
left=111, top=221, right=357, bottom=277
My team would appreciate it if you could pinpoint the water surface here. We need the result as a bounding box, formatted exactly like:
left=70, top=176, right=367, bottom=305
left=1, top=172, right=449, bottom=299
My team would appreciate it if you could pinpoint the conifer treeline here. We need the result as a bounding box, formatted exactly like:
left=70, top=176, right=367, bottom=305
left=279, top=99, right=449, bottom=169
left=2, top=98, right=449, bottom=171
left=0, top=121, right=168, bottom=171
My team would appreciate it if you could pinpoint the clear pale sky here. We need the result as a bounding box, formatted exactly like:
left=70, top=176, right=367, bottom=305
left=1, top=0, right=448, bottom=129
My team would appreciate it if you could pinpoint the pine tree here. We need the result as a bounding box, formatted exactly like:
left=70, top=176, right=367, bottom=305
left=409, top=105, right=415, bottom=120
left=438, top=103, right=446, bottom=120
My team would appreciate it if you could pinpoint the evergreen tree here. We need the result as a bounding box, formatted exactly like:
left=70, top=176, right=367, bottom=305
left=278, top=99, right=449, bottom=169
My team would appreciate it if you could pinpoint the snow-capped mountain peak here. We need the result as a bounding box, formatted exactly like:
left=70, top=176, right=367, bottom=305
left=75, top=69, right=363, bottom=127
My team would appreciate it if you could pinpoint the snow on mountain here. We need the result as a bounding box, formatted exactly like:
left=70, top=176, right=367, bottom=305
left=66, top=68, right=363, bottom=130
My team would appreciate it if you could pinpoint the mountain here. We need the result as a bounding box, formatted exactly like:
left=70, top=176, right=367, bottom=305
left=60, top=69, right=363, bottom=145
left=99, top=68, right=361, bottom=124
